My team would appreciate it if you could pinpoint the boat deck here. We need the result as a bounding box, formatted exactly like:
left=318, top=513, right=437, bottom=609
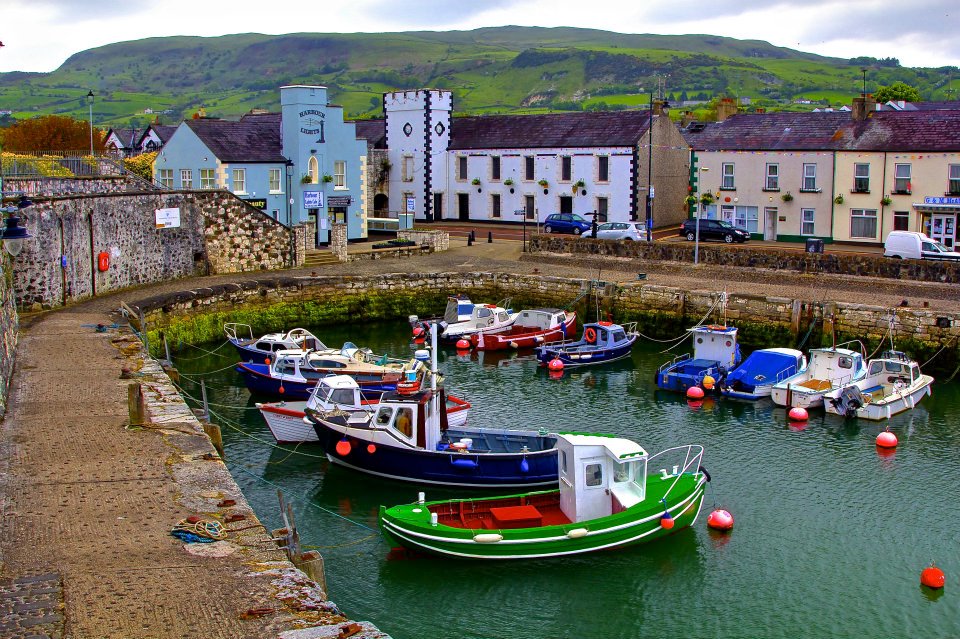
left=430, top=493, right=571, bottom=530
left=797, top=378, right=833, bottom=391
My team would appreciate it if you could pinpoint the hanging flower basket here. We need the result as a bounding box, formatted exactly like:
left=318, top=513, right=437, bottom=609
left=834, top=194, right=844, bottom=205
left=781, top=191, right=794, bottom=202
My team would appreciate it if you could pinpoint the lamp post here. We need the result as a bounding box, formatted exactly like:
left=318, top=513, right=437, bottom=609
left=0, top=194, right=34, bottom=257
left=646, top=90, right=653, bottom=241
left=694, top=167, right=709, bottom=265
left=86, top=91, right=95, bottom=157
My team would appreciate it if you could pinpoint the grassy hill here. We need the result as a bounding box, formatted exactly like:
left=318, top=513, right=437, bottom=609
left=1, top=26, right=957, bottom=128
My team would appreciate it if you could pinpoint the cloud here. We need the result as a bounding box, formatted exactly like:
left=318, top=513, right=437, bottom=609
left=13, top=0, right=157, bottom=19
left=360, top=0, right=516, bottom=26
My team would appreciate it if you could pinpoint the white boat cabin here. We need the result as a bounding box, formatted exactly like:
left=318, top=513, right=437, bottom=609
left=805, top=347, right=865, bottom=384
left=225, top=323, right=327, bottom=353
left=514, top=308, right=568, bottom=330
left=441, top=304, right=515, bottom=338
left=690, top=325, right=739, bottom=368
left=558, top=434, right=648, bottom=523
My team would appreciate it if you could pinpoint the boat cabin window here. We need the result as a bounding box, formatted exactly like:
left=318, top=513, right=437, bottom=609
left=477, top=307, right=492, bottom=319
left=868, top=361, right=884, bottom=375
left=277, top=360, right=298, bottom=375
left=910, top=364, right=920, bottom=381
left=613, top=462, right=631, bottom=483
left=496, top=311, right=509, bottom=322
left=375, top=407, right=394, bottom=426
left=611, top=329, right=626, bottom=342
left=884, top=361, right=904, bottom=373
left=394, top=407, right=414, bottom=438
left=329, top=388, right=355, bottom=405
left=585, top=463, right=603, bottom=487
left=560, top=450, right=568, bottom=473
left=838, top=356, right=853, bottom=369
left=311, top=359, right=345, bottom=369
left=254, top=341, right=272, bottom=351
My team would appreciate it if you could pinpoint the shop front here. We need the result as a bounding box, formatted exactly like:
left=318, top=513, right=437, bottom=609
left=917, top=197, right=960, bottom=249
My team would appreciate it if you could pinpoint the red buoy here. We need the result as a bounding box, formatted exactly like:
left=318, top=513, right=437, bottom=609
left=660, top=514, right=675, bottom=530
left=876, top=430, right=898, bottom=449
left=335, top=438, right=351, bottom=456
left=278, top=386, right=285, bottom=395
left=456, top=339, right=471, bottom=350
left=686, top=386, right=705, bottom=399
left=367, top=443, right=376, bottom=454
left=707, top=508, right=734, bottom=531
left=548, top=369, right=564, bottom=380
left=921, top=563, right=945, bottom=589
left=788, top=406, right=808, bottom=422
left=548, top=358, right=565, bottom=371
left=413, top=326, right=425, bottom=338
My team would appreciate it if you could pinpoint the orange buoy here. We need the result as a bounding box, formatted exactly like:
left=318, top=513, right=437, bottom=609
left=548, top=358, right=565, bottom=371
left=788, top=406, right=808, bottom=422
left=702, top=375, right=716, bottom=391
left=707, top=508, right=734, bottom=531
left=264, top=357, right=271, bottom=365
left=278, top=386, right=285, bottom=395
left=876, top=430, right=898, bottom=449
left=456, top=339, right=471, bottom=350
left=921, top=563, right=945, bottom=589
left=686, top=386, right=705, bottom=399
left=335, top=438, right=351, bottom=456
left=660, top=514, right=675, bottom=529
left=367, top=443, right=376, bottom=454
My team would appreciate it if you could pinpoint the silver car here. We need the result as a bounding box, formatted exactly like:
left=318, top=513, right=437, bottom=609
left=582, top=221, right=649, bottom=241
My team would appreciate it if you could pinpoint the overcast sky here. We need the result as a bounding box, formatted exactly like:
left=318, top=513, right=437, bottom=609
left=1, top=0, right=958, bottom=73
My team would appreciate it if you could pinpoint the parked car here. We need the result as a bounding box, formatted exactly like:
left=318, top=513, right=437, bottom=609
left=680, top=219, right=750, bottom=243
left=883, top=231, right=960, bottom=261
left=543, top=213, right=592, bottom=235
left=582, top=221, right=649, bottom=241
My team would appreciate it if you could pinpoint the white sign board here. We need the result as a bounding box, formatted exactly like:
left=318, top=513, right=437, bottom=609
left=303, top=191, right=324, bottom=209
left=405, top=197, right=416, bottom=213
left=155, top=207, right=181, bottom=229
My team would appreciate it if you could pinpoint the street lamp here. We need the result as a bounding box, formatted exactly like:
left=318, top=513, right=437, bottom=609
left=86, top=91, right=95, bottom=157
left=0, top=194, right=34, bottom=256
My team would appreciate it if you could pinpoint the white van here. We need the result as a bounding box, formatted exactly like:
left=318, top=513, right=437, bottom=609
left=883, top=231, right=960, bottom=261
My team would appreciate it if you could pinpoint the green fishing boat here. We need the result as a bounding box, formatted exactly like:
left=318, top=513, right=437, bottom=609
left=378, top=433, right=708, bottom=560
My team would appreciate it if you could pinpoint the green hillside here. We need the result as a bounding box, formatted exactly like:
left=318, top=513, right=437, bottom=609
left=0, top=26, right=957, bottom=128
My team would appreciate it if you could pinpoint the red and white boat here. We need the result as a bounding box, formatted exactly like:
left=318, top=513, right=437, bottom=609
left=471, top=309, right=576, bottom=351
left=257, top=384, right=471, bottom=444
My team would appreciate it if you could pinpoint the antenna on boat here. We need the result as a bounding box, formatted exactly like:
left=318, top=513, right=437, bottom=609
left=430, top=321, right=438, bottom=393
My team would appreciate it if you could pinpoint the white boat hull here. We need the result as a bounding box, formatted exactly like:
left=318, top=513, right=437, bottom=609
left=825, top=377, right=933, bottom=421
left=770, top=385, right=828, bottom=409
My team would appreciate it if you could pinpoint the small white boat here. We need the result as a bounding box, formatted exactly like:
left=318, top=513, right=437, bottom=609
left=823, top=351, right=933, bottom=420
left=771, top=343, right=867, bottom=409
left=257, top=390, right=472, bottom=443
left=224, top=323, right=327, bottom=363
left=440, top=303, right=518, bottom=343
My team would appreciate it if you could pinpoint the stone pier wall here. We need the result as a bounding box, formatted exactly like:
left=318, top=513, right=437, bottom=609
left=0, top=257, right=19, bottom=418
left=131, top=272, right=959, bottom=374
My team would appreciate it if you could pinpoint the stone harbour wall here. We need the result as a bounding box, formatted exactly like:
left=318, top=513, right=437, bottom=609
left=131, top=272, right=959, bottom=375
left=398, top=229, right=449, bottom=252
left=0, top=258, right=19, bottom=418
left=528, top=235, right=960, bottom=284
left=12, top=190, right=297, bottom=310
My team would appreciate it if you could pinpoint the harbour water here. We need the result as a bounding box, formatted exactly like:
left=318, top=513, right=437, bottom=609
left=173, top=321, right=960, bottom=639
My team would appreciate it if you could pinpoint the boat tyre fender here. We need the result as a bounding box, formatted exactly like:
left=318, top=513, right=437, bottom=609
left=706, top=324, right=726, bottom=331
left=584, top=327, right=598, bottom=344
left=698, top=464, right=711, bottom=482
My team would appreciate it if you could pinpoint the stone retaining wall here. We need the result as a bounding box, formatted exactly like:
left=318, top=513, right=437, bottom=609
left=528, top=235, right=960, bottom=284
left=131, top=272, right=959, bottom=375
left=0, top=258, right=18, bottom=418
left=397, top=229, right=449, bottom=252
left=13, top=190, right=298, bottom=310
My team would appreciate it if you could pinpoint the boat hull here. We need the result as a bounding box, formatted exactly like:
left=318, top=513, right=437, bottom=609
left=236, top=362, right=398, bottom=400
left=535, top=337, right=636, bottom=368
left=312, top=420, right=559, bottom=488
left=825, top=377, right=933, bottom=420
left=473, top=315, right=577, bottom=351
left=379, top=475, right=706, bottom=559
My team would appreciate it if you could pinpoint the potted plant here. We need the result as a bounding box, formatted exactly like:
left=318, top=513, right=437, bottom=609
left=881, top=195, right=892, bottom=206
left=781, top=191, right=794, bottom=202
left=322, top=174, right=333, bottom=183
left=300, top=174, right=313, bottom=184
left=699, top=192, right=714, bottom=206
left=471, top=178, right=481, bottom=185
left=834, top=194, right=844, bottom=205
left=538, top=179, right=549, bottom=188
left=684, top=195, right=698, bottom=207
left=572, top=179, right=585, bottom=194
left=503, top=178, right=514, bottom=186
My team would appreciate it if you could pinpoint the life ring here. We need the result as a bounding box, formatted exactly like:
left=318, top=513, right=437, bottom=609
left=397, top=380, right=420, bottom=395
left=584, top=327, right=598, bottom=344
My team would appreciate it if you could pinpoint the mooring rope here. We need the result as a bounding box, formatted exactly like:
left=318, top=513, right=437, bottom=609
left=169, top=339, right=233, bottom=360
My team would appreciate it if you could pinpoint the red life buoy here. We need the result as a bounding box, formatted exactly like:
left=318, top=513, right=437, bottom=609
left=584, top=327, right=598, bottom=344
left=97, top=251, right=110, bottom=272
left=397, top=380, right=420, bottom=395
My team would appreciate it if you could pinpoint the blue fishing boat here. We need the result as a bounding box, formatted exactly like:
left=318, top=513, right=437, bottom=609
left=720, top=348, right=807, bottom=400
left=236, top=346, right=422, bottom=400
left=224, top=323, right=327, bottom=363
left=656, top=325, right=742, bottom=393
left=304, top=329, right=559, bottom=488
left=534, top=321, right=638, bottom=368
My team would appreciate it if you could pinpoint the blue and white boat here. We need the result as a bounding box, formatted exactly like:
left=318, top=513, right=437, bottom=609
left=409, top=294, right=477, bottom=336
left=236, top=345, right=423, bottom=400
left=771, top=343, right=867, bottom=409
left=535, top=321, right=638, bottom=368
left=720, top=348, right=807, bottom=401
left=656, top=325, right=742, bottom=393
left=224, top=323, right=327, bottom=363
left=304, top=329, right=559, bottom=488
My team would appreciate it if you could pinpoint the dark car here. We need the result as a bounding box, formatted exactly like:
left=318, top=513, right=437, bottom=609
left=543, top=213, right=592, bottom=235
left=680, top=219, right=750, bottom=243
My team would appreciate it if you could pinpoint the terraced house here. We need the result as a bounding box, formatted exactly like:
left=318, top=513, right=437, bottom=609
left=682, top=96, right=960, bottom=248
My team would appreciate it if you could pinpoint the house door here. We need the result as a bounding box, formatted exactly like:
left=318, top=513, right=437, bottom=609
left=559, top=195, right=573, bottom=214
left=433, top=193, right=444, bottom=221
left=457, top=193, right=470, bottom=221
left=930, top=213, right=956, bottom=249
left=764, top=207, right=777, bottom=241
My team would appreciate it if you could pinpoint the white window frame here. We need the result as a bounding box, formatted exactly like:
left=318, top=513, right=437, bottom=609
left=854, top=163, right=870, bottom=193
left=307, top=157, right=319, bottom=184
left=180, top=169, right=193, bottom=189
left=949, top=164, right=960, bottom=195
left=801, top=208, right=815, bottom=236
left=850, top=208, right=878, bottom=239
left=721, top=163, right=735, bottom=189
left=597, top=156, right=609, bottom=182
left=268, top=168, right=282, bottom=193
left=765, top=163, right=779, bottom=190
left=200, top=168, right=215, bottom=189
left=802, top=163, right=818, bottom=192
left=232, top=168, right=246, bottom=194
left=402, top=155, right=414, bottom=182
left=894, top=163, right=911, bottom=194
left=158, top=169, right=174, bottom=188
left=333, top=160, right=346, bottom=189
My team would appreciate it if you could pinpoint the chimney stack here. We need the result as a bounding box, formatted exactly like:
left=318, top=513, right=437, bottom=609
left=851, top=95, right=878, bottom=121
left=716, top=98, right=737, bottom=122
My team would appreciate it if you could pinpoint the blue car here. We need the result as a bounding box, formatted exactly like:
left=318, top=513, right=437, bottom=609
left=543, top=213, right=592, bottom=235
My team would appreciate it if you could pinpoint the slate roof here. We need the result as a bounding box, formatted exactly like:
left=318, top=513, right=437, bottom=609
left=138, top=124, right=178, bottom=147
left=683, top=110, right=960, bottom=152
left=185, top=114, right=285, bottom=163
left=352, top=119, right=386, bottom=148
left=106, top=128, right=140, bottom=148
left=449, top=111, right=653, bottom=150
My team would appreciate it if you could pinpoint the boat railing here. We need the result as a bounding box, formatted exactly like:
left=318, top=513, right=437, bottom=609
left=833, top=339, right=867, bottom=358
left=224, top=322, right=253, bottom=343
left=657, top=353, right=691, bottom=375
left=647, top=444, right=705, bottom=504
left=774, top=365, right=801, bottom=384
left=621, top=322, right=639, bottom=336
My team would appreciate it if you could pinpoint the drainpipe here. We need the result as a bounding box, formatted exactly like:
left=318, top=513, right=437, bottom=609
left=88, top=210, right=96, bottom=298
left=829, top=151, right=837, bottom=240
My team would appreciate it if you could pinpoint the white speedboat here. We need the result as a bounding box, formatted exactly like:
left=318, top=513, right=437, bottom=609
left=824, top=351, right=933, bottom=420
left=440, top=303, right=518, bottom=343
left=771, top=343, right=867, bottom=409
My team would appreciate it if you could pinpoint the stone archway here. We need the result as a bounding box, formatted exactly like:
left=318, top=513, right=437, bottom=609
left=374, top=193, right=389, bottom=215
